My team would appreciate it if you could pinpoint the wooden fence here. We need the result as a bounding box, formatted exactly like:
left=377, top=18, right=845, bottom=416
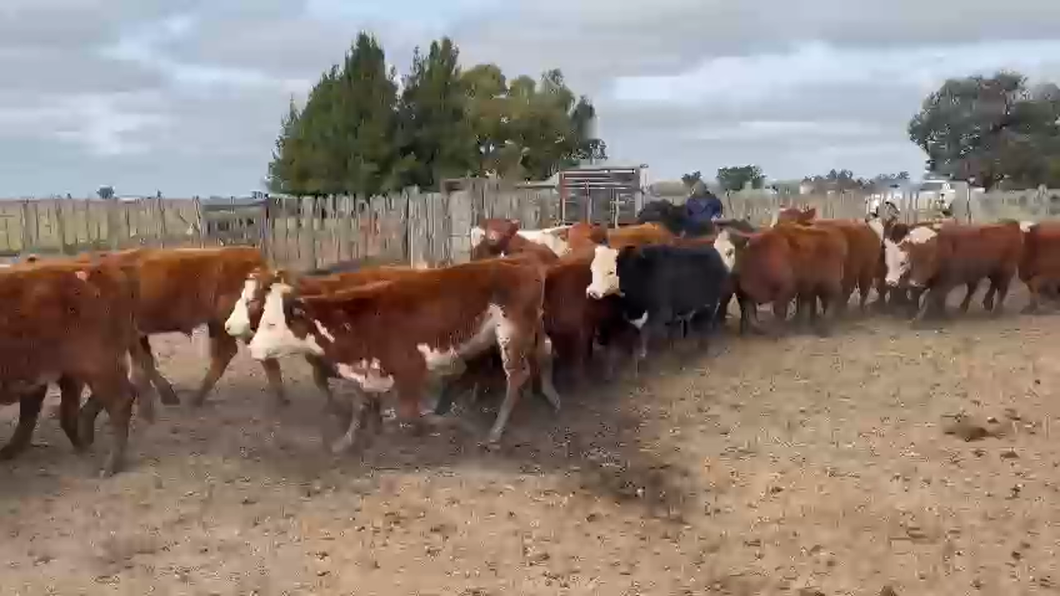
left=6, top=185, right=1060, bottom=270
left=0, top=198, right=203, bottom=257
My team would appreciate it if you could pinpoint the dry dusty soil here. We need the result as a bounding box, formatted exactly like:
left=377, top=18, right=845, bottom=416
left=2, top=293, right=1060, bottom=595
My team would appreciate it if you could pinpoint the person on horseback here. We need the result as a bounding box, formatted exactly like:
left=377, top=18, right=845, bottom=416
left=686, top=181, right=724, bottom=225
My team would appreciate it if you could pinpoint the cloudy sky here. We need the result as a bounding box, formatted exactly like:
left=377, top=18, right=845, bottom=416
left=4, top=0, right=1060, bottom=196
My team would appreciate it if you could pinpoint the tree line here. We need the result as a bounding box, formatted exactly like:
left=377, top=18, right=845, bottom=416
left=266, top=32, right=606, bottom=197
left=680, top=167, right=911, bottom=194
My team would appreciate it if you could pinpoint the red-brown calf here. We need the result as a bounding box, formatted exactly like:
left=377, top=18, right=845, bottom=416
left=0, top=259, right=150, bottom=476
left=714, top=222, right=848, bottom=335
left=1019, top=221, right=1060, bottom=313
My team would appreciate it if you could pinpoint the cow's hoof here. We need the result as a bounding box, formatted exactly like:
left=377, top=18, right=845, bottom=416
left=0, top=444, right=24, bottom=461
left=156, top=384, right=180, bottom=406
left=1021, top=305, right=1038, bottom=315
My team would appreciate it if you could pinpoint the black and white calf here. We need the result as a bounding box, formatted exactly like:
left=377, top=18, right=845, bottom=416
left=585, top=243, right=730, bottom=373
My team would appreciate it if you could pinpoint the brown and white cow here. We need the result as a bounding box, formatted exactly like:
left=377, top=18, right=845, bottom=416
left=225, top=265, right=424, bottom=418
left=470, top=218, right=571, bottom=257
left=245, top=257, right=558, bottom=450
left=714, top=222, right=848, bottom=335
left=0, top=258, right=151, bottom=475
left=1018, top=221, right=1060, bottom=313
left=875, top=220, right=947, bottom=311
left=882, top=221, right=1023, bottom=320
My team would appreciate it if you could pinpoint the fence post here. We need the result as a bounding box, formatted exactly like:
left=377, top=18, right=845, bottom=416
left=54, top=199, right=68, bottom=254
left=405, top=188, right=414, bottom=267
left=299, top=197, right=316, bottom=270
left=19, top=200, right=32, bottom=254
left=192, top=196, right=205, bottom=247
left=157, top=197, right=168, bottom=247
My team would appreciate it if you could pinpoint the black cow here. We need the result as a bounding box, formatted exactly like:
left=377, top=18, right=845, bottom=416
left=586, top=243, right=729, bottom=374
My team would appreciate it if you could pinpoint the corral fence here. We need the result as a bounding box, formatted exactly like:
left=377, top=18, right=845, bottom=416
left=4, top=184, right=1060, bottom=270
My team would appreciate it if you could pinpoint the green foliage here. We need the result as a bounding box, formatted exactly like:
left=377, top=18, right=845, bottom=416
left=680, top=171, right=703, bottom=188
left=716, top=165, right=765, bottom=192
left=799, top=169, right=908, bottom=193
left=398, top=37, right=475, bottom=190
left=908, top=71, right=1060, bottom=189
left=267, top=31, right=605, bottom=195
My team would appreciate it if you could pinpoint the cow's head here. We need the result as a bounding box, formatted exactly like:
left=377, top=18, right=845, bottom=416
left=883, top=225, right=938, bottom=288
left=246, top=281, right=328, bottom=361
left=586, top=244, right=622, bottom=299
left=482, top=218, right=520, bottom=244
left=225, top=268, right=295, bottom=339
left=712, top=227, right=751, bottom=273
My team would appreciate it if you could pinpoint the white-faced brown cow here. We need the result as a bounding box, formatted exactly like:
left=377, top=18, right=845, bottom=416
left=224, top=265, right=424, bottom=418
left=244, top=257, right=558, bottom=451
left=0, top=258, right=152, bottom=476
left=883, top=221, right=1023, bottom=320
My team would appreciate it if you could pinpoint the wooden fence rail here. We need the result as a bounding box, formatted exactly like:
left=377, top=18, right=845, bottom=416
left=5, top=185, right=1060, bottom=268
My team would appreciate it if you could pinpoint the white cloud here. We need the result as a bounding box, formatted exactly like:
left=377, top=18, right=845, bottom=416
left=2, top=0, right=1060, bottom=194
left=610, top=39, right=1060, bottom=108
left=695, top=120, right=889, bottom=142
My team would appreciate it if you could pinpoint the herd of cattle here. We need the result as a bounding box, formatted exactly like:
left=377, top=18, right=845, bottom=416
left=1, top=200, right=1058, bottom=477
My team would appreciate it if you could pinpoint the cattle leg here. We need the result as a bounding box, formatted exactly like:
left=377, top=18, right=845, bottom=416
left=985, top=274, right=1012, bottom=315
left=135, top=336, right=180, bottom=406
left=259, top=358, right=291, bottom=408
left=306, top=356, right=351, bottom=418
left=58, top=376, right=85, bottom=451
left=717, top=288, right=734, bottom=328
left=772, top=298, right=792, bottom=335
left=432, top=372, right=471, bottom=416
left=531, top=334, right=562, bottom=412
left=631, top=328, right=651, bottom=377
left=857, top=274, right=874, bottom=313
left=914, top=287, right=947, bottom=323
left=958, top=281, right=980, bottom=313
left=1022, top=276, right=1045, bottom=314
left=553, top=330, right=589, bottom=389
left=487, top=339, right=533, bottom=446
left=126, top=340, right=158, bottom=424
left=189, top=324, right=240, bottom=407
left=329, top=393, right=370, bottom=455
left=0, top=385, right=48, bottom=460
left=82, top=366, right=136, bottom=477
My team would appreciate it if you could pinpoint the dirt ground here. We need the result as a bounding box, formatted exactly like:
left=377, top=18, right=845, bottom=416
left=2, top=292, right=1059, bottom=596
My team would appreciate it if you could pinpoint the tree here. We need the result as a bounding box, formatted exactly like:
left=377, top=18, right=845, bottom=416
left=716, top=165, right=765, bottom=192
left=97, top=186, right=114, bottom=200
left=681, top=171, right=703, bottom=188
left=398, top=37, right=475, bottom=190
left=267, top=32, right=401, bottom=196
left=909, top=71, right=1060, bottom=190
left=267, top=32, right=605, bottom=193
left=266, top=97, right=303, bottom=194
